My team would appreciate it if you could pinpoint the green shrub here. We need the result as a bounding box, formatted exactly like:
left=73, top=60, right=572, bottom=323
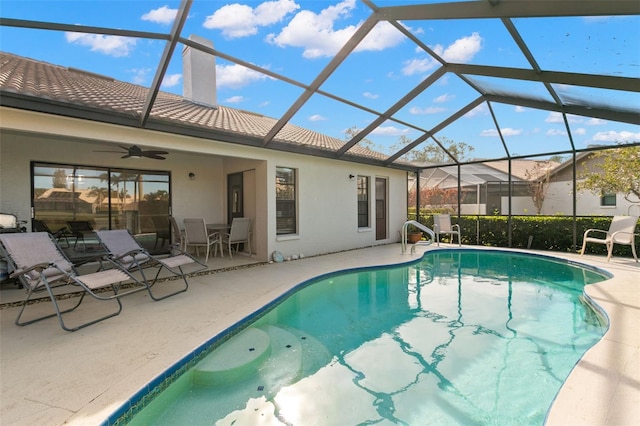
left=411, top=213, right=639, bottom=259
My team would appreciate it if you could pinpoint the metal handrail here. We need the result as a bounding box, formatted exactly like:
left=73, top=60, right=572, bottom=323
left=401, top=220, right=435, bottom=254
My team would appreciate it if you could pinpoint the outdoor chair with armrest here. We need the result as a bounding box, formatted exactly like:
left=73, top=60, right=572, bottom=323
left=169, top=215, right=186, bottom=251
left=183, top=218, right=222, bottom=263
left=32, top=219, right=72, bottom=247
left=580, top=215, right=638, bottom=262
left=433, top=214, right=461, bottom=246
left=67, top=220, right=96, bottom=250
left=222, top=217, right=252, bottom=259
left=96, top=229, right=207, bottom=300
left=0, top=232, right=146, bottom=332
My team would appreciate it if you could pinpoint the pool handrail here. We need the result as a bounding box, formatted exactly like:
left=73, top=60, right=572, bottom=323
left=401, top=220, right=435, bottom=254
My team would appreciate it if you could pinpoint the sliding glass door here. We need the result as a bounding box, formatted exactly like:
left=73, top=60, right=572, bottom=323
left=32, top=162, right=171, bottom=242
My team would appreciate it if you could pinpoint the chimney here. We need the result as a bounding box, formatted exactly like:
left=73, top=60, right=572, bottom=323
left=182, top=35, right=217, bottom=107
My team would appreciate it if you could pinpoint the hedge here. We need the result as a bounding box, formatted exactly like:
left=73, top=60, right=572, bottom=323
left=407, top=213, right=640, bottom=259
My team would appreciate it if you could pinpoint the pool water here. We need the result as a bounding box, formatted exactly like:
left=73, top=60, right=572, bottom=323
left=123, top=250, right=608, bottom=425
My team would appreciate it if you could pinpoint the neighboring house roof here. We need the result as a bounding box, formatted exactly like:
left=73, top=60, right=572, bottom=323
left=0, top=52, right=391, bottom=165
left=414, top=159, right=562, bottom=189
left=484, top=160, right=560, bottom=181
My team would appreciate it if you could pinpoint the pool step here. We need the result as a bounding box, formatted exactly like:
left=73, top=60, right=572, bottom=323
left=192, top=327, right=272, bottom=385
left=193, top=325, right=326, bottom=389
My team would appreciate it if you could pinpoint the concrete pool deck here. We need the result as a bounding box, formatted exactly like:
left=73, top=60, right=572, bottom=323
left=0, top=243, right=638, bottom=425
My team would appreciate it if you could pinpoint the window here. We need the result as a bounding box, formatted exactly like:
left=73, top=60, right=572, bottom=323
left=357, top=175, right=369, bottom=228
left=276, top=167, right=297, bottom=235
left=600, top=193, right=616, bottom=206
left=32, top=162, right=170, bottom=237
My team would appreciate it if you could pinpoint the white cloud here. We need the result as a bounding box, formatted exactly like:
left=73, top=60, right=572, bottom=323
left=592, top=130, right=640, bottom=143
left=514, top=106, right=526, bottom=112
left=129, top=68, right=152, bottom=85
left=501, top=128, right=522, bottom=136
left=65, top=32, right=136, bottom=57
left=363, top=92, right=379, bottom=99
left=141, top=6, right=177, bottom=24
left=546, top=128, right=567, bottom=136
left=434, top=93, right=454, bottom=103
left=464, top=103, right=488, bottom=118
left=161, top=73, right=181, bottom=88
left=480, top=129, right=499, bottom=137
left=574, top=127, right=586, bottom=135
left=480, top=127, right=522, bottom=137
left=586, top=117, right=607, bottom=126
left=371, top=125, right=410, bottom=136
left=433, top=32, right=482, bottom=63
left=401, top=58, right=436, bottom=76
left=355, top=21, right=406, bottom=53
left=309, top=114, right=326, bottom=121
left=545, top=112, right=582, bottom=124
left=409, top=106, right=446, bottom=115
left=204, top=0, right=299, bottom=39
left=216, top=63, right=269, bottom=89
left=225, top=95, right=244, bottom=103
left=402, top=32, right=481, bottom=75
left=545, top=112, right=563, bottom=123
left=266, top=0, right=405, bottom=58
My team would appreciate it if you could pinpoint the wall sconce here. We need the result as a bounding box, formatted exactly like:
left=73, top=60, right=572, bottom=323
left=349, top=174, right=355, bottom=180
left=188, top=172, right=196, bottom=181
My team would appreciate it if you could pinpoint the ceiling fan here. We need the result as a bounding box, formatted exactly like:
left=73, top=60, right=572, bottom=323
left=94, top=145, right=169, bottom=160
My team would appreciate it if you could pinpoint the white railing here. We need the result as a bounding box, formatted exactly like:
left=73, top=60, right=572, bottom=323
left=401, top=220, right=435, bottom=254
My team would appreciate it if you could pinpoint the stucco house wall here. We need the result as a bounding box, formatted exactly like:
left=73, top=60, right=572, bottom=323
left=0, top=107, right=407, bottom=262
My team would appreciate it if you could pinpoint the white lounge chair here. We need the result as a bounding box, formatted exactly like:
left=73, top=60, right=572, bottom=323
left=222, top=218, right=252, bottom=259
left=0, top=232, right=145, bottom=332
left=433, top=214, right=461, bottom=246
left=96, top=229, right=207, bottom=300
left=580, top=215, right=638, bottom=262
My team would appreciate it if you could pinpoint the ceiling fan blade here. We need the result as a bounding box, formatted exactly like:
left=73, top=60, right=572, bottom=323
left=143, top=153, right=167, bottom=160
left=142, top=150, right=169, bottom=155
left=94, top=150, right=125, bottom=153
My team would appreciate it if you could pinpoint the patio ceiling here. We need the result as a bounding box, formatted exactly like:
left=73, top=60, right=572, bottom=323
left=1, top=0, right=639, bottom=171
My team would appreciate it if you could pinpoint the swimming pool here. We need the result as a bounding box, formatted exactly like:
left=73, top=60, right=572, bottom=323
left=111, top=249, right=609, bottom=425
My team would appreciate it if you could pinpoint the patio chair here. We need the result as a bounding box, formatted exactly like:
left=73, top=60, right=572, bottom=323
left=183, top=218, right=222, bottom=263
left=151, top=215, right=172, bottom=250
left=222, top=217, right=252, bottom=259
left=0, top=232, right=145, bottom=332
left=32, top=219, right=72, bottom=247
left=169, top=216, right=186, bottom=251
left=95, top=229, right=207, bottom=300
left=580, top=215, right=638, bottom=262
left=433, top=214, right=461, bottom=247
left=67, top=220, right=96, bottom=250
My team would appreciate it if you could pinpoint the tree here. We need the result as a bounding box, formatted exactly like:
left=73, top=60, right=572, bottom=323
left=525, top=162, right=554, bottom=214
left=52, top=168, right=68, bottom=188
left=577, top=146, right=640, bottom=203
left=394, top=136, right=474, bottom=163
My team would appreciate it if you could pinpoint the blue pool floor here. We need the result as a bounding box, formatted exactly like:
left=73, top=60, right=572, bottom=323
left=0, top=244, right=638, bottom=425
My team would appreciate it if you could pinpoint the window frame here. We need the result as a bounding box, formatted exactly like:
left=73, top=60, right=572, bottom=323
left=357, top=175, right=370, bottom=228
left=600, top=192, right=616, bottom=207
left=31, top=161, right=171, bottom=236
left=275, top=166, right=297, bottom=235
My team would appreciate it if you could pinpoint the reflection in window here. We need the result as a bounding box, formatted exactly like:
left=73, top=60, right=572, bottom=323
left=276, top=167, right=297, bottom=235
left=32, top=162, right=170, bottom=243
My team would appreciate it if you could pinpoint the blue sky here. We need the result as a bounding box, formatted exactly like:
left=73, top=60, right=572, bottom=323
left=1, top=0, right=639, bottom=161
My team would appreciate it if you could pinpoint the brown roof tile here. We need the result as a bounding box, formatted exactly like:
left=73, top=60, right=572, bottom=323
left=0, top=52, right=387, bottom=161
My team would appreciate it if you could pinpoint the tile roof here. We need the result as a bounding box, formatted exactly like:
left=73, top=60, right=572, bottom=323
left=0, top=52, right=387, bottom=162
